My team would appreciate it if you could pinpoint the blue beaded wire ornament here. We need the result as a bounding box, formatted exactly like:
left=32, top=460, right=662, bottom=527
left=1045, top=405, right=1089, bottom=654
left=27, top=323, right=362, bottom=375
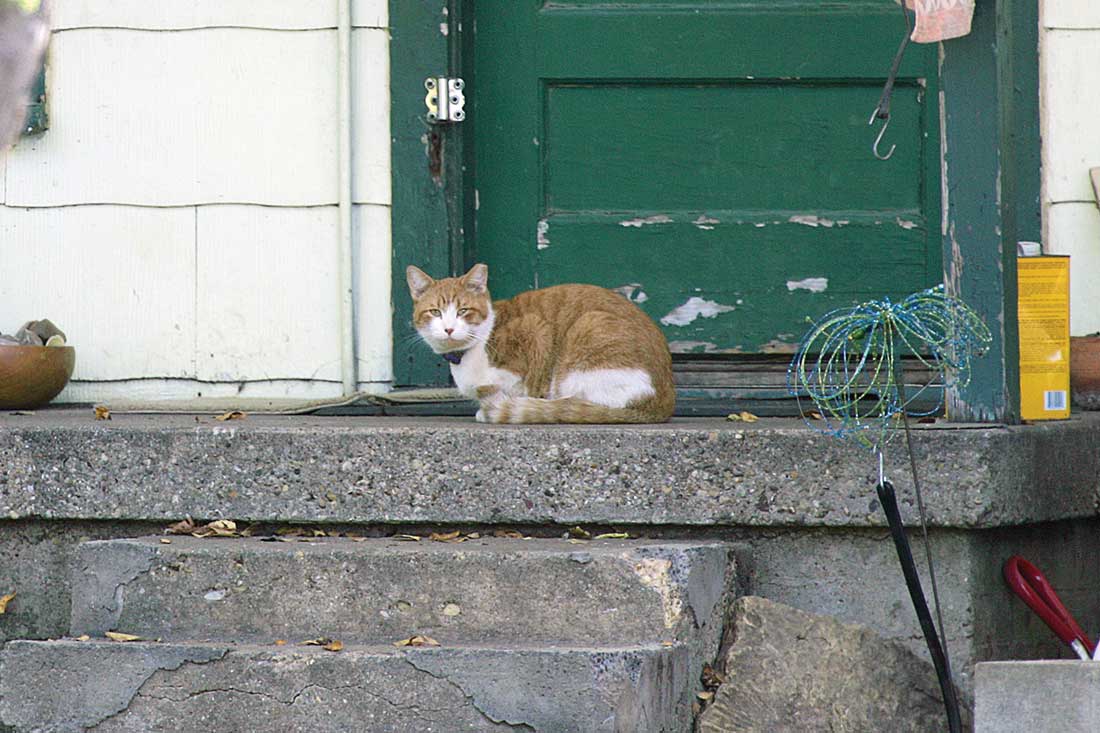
left=786, top=284, right=991, bottom=733
left=787, top=284, right=992, bottom=451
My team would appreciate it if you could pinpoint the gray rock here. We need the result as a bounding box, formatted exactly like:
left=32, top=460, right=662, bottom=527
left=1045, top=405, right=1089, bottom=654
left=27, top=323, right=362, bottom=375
left=69, top=537, right=737, bottom=656
left=0, top=640, right=692, bottom=732
left=697, top=596, right=969, bottom=733
left=976, top=661, right=1100, bottom=733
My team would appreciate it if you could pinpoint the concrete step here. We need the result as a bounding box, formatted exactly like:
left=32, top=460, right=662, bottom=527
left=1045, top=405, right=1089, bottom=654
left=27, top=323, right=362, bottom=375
left=0, top=639, right=692, bottom=732
left=70, top=536, right=737, bottom=651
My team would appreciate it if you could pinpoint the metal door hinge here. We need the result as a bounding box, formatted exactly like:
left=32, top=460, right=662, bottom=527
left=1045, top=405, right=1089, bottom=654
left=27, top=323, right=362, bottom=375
left=425, top=77, right=465, bottom=123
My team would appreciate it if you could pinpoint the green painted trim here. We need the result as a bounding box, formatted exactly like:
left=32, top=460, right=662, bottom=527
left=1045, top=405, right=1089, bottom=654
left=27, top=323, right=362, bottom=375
left=388, top=0, right=1040, bottom=418
left=941, top=0, right=1035, bottom=423
left=389, top=0, right=459, bottom=387
left=22, top=63, right=46, bottom=136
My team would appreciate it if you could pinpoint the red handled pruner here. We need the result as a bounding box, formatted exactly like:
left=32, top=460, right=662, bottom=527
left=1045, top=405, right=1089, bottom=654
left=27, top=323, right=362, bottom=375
left=1004, top=555, right=1095, bottom=660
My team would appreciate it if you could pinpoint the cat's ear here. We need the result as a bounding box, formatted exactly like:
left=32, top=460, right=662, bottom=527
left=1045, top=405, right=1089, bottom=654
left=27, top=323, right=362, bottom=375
left=406, top=265, right=434, bottom=299
left=462, top=263, right=489, bottom=294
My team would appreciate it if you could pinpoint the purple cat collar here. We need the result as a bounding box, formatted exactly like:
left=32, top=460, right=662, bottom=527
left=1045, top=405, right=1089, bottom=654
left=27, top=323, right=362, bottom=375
left=442, top=351, right=464, bottom=365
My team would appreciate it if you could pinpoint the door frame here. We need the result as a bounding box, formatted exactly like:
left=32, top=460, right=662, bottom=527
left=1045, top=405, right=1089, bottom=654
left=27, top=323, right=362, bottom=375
left=389, top=0, right=1039, bottom=423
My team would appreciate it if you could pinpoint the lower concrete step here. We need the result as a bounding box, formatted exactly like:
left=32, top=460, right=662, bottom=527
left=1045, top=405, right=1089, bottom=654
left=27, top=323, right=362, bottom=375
left=0, top=639, right=691, bottom=732
left=70, top=536, right=736, bottom=651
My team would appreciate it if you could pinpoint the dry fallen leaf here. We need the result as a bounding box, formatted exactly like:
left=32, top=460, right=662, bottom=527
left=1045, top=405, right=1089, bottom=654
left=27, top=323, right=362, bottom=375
left=75, top=634, right=91, bottom=642
left=352, top=537, right=368, bottom=543
left=726, top=411, right=759, bottom=423
left=215, top=410, right=246, bottom=421
left=429, top=530, right=463, bottom=543
left=808, top=411, right=824, bottom=420
left=568, top=526, right=591, bottom=540
left=10, top=410, right=35, bottom=416
left=159, top=538, right=172, bottom=545
left=661, top=640, right=675, bottom=647
left=566, top=538, right=588, bottom=545
left=393, top=534, right=421, bottom=542
left=192, top=519, right=239, bottom=538
left=0, top=592, right=15, bottom=614
left=466, top=532, right=480, bottom=540
left=917, top=416, right=938, bottom=424
left=274, top=639, right=287, bottom=646
left=322, top=640, right=344, bottom=652
left=93, top=405, right=111, bottom=421
left=300, top=637, right=336, bottom=647
left=492, top=529, right=525, bottom=539
left=594, top=532, right=630, bottom=540
left=165, top=517, right=197, bottom=535
left=105, top=631, right=143, bottom=642
left=697, top=691, right=714, bottom=702
left=393, top=635, right=440, bottom=648
left=702, top=663, right=726, bottom=689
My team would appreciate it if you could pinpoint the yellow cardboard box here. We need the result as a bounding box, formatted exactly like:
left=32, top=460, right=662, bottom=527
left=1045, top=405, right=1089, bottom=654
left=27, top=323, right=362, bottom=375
left=1018, top=256, right=1070, bottom=420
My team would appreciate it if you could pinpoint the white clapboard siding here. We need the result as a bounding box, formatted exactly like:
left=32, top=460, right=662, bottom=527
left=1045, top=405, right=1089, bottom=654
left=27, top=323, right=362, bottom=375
left=6, top=29, right=339, bottom=207
left=1045, top=203, right=1100, bottom=336
left=353, top=27, right=391, bottom=206
left=195, top=205, right=342, bottom=382
left=0, top=205, right=196, bottom=380
left=355, top=202, right=392, bottom=385
left=61, top=378, right=348, bottom=405
left=1044, top=1, right=1100, bottom=29
left=1042, top=30, right=1100, bottom=204
left=52, top=0, right=388, bottom=30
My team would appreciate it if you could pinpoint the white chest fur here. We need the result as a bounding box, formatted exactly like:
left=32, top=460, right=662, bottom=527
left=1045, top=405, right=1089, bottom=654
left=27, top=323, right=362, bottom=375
left=450, top=343, right=524, bottom=399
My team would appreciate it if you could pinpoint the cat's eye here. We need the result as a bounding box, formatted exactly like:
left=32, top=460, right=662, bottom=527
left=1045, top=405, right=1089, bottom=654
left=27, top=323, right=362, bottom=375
left=428, top=309, right=442, bottom=317
left=457, top=308, right=469, bottom=316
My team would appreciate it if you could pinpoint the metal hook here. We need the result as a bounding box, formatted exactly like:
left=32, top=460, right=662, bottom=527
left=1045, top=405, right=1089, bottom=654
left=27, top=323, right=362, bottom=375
left=869, top=110, right=895, bottom=161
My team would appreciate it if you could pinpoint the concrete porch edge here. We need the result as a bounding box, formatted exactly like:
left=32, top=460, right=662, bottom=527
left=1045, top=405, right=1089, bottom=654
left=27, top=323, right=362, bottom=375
left=1, top=409, right=1097, bottom=528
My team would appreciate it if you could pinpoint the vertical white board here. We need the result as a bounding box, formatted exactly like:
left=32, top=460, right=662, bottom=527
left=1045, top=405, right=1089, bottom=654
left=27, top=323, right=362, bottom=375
left=6, top=29, right=339, bottom=207
left=1042, top=30, right=1100, bottom=203
left=1043, top=1, right=1100, bottom=29
left=353, top=27, right=391, bottom=206
left=53, top=1, right=388, bottom=30
left=1045, top=203, right=1100, bottom=336
left=0, top=205, right=196, bottom=379
left=195, top=205, right=342, bottom=382
left=354, top=203, right=392, bottom=385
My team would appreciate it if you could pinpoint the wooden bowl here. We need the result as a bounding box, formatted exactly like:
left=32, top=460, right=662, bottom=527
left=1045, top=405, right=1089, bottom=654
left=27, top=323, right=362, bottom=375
left=0, top=345, right=76, bottom=409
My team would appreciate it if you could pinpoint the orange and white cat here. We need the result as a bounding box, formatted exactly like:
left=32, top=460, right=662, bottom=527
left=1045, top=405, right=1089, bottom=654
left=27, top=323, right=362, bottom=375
left=406, top=264, right=675, bottom=424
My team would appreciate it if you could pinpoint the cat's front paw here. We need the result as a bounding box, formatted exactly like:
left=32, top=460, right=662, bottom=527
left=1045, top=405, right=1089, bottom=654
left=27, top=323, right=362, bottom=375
left=475, top=408, right=488, bottom=423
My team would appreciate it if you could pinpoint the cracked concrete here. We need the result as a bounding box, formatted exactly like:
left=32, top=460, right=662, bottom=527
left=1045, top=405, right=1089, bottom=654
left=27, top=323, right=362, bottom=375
left=70, top=541, right=157, bottom=634
left=68, top=537, right=736, bottom=655
left=0, top=640, right=226, bottom=732
left=0, top=642, right=690, bottom=732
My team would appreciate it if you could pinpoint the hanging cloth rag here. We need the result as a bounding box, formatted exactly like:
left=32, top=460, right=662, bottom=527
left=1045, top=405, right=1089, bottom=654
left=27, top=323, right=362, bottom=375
left=906, top=0, right=975, bottom=43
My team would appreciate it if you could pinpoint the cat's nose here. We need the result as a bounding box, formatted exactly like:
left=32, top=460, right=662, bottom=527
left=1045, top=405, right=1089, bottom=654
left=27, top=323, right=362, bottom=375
left=444, top=328, right=454, bottom=335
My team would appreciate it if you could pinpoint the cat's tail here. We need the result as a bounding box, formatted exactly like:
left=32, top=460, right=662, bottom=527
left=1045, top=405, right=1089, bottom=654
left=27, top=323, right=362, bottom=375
left=479, top=396, right=670, bottom=424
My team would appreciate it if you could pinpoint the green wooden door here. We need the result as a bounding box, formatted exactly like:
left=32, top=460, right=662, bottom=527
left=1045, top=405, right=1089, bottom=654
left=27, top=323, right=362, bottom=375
left=472, top=0, right=941, bottom=356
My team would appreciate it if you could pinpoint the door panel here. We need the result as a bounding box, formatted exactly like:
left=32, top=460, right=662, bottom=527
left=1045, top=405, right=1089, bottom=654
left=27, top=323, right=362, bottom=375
left=473, top=0, right=941, bottom=355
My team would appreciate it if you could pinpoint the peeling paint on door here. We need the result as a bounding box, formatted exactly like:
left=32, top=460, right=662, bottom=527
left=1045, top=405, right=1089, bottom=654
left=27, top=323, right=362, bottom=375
left=660, top=297, right=736, bottom=327
left=619, top=214, right=672, bottom=228
left=693, top=215, right=720, bottom=230
left=613, top=283, right=649, bottom=304
left=788, top=214, right=836, bottom=228
left=536, top=219, right=550, bottom=249
left=668, top=340, right=719, bottom=353
left=786, top=277, right=829, bottom=293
